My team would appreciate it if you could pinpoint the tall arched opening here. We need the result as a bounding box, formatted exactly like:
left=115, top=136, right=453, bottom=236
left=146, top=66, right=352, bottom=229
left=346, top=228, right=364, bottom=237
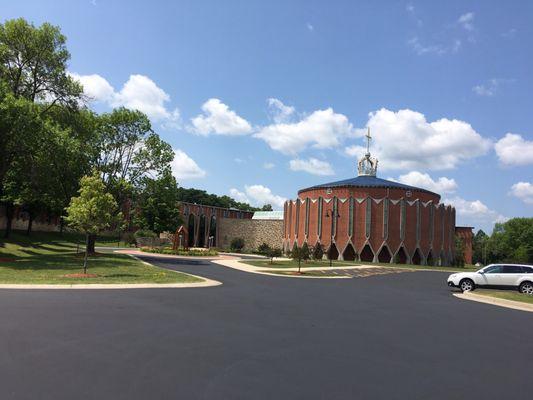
left=412, top=248, right=422, bottom=265
left=198, top=215, right=206, bottom=248
left=342, top=243, right=357, bottom=261
left=327, top=243, right=339, bottom=261
left=208, top=215, right=217, bottom=247
left=426, top=250, right=434, bottom=266
left=378, top=246, right=392, bottom=263
left=360, top=244, right=374, bottom=262
left=395, top=246, right=408, bottom=264
left=187, top=214, right=196, bottom=247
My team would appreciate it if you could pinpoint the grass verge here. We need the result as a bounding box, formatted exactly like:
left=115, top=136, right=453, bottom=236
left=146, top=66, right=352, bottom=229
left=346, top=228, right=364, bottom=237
left=0, top=231, right=201, bottom=284
left=243, top=259, right=356, bottom=269
left=259, top=270, right=346, bottom=277
left=473, top=289, right=533, bottom=305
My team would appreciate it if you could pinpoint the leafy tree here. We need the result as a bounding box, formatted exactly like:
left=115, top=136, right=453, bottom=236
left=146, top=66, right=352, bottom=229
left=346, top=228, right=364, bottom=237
left=0, top=18, right=83, bottom=110
left=312, top=244, right=324, bottom=261
left=454, top=235, right=465, bottom=267
left=176, top=187, right=260, bottom=211
left=134, top=172, right=182, bottom=234
left=65, top=172, right=122, bottom=273
left=301, top=242, right=311, bottom=262
left=472, top=229, right=488, bottom=264
left=291, top=242, right=310, bottom=273
left=261, top=204, right=273, bottom=211
left=486, top=218, right=533, bottom=264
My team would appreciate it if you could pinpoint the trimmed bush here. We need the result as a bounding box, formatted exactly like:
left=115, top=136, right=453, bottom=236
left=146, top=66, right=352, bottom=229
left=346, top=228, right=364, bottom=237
left=140, top=247, right=219, bottom=257
left=134, top=229, right=157, bottom=239
left=230, top=237, right=245, bottom=252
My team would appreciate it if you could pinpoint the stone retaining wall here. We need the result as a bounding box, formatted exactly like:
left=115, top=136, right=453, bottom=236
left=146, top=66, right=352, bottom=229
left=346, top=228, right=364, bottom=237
left=218, top=218, right=283, bottom=251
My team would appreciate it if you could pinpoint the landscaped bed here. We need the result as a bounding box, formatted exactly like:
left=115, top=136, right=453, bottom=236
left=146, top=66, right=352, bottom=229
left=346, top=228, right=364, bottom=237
left=140, top=247, right=219, bottom=257
left=259, top=269, right=348, bottom=277
left=0, top=231, right=201, bottom=284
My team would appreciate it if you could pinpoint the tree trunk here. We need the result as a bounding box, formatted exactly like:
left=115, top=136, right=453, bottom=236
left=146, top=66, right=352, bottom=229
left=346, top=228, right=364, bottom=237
left=26, top=213, right=33, bottom=236
left=83, top=233, right=89, bottom=274
left=3, top=203, right=14, bottom=238
left=59, top=217, right=64, bottom=235
left=86, top=233, right=96, bottom=255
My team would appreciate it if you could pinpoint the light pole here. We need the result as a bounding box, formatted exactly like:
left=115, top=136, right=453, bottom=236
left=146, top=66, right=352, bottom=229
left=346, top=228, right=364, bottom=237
left=325, top=208, right=340, bottom=267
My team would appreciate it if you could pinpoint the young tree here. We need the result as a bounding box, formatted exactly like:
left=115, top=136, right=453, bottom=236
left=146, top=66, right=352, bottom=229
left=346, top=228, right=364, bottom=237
left=312, top=244, right=324, bottom=261
left=267, top=248, right=282, bottom=264
left=65, top=172, right=121, bottom=273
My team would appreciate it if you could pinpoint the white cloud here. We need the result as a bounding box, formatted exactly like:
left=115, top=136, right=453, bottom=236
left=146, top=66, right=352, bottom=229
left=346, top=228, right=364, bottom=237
left=70, top=73, right=115, bottom=102
left=289, top=158, right=334, bottom=176
left=346, top=108, right=491, bottom=171
left=171, top=149, right=206, bottom=180
left=229, top=185, right=286, bottom=209
left=390, top=171, right=457, bottom=194
left=458, top=12, right=475, bottom=31
left=267, top=98, right=295, bottom=124
left=407, top=37, right=447, bottom=55
left=510, top=182, right=533, bottom=205
left=189, top=98, right=252, bottom=136
left=306, top=22, right=314, bottom=31
left=445, top=196, right=508, bottom=229
left=472, top=78, right=513, bottom=97
left=495, top=133, right=533, bottom=166
left=70, top=72, right=181, bottom=127
left=263, top=162, right=275, bottom=169
left=502, top=28, right=517, bottom=38
left=255, top=107, right=355, bottom=155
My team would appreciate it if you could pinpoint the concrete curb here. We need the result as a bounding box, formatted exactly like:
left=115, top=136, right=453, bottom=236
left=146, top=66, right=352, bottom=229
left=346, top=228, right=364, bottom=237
left=453, top=292, right=533, bottom=313
left=212, top=259, right=353, bottom=279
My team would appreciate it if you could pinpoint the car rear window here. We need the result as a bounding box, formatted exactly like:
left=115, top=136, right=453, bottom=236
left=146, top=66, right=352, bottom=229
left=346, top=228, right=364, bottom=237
left=502, top=265, right=524, bottom=273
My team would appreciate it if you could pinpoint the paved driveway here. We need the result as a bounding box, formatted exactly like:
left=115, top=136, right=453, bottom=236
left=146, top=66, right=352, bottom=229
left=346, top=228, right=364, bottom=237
left=0, top=256, right=531, bottom=400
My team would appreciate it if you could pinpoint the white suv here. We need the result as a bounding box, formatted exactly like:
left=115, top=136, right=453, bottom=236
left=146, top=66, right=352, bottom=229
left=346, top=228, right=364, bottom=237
left=447, top=264, right=533, bottom=294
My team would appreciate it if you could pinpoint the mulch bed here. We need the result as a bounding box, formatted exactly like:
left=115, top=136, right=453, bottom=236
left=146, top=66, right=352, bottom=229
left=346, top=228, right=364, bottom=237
left=62, top=273, right=99, bottom=278
left=0, top=258, right=15, bottom=262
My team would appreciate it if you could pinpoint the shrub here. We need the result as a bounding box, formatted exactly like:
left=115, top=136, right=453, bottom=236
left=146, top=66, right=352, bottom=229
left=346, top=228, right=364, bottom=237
left=257, top=242, right=271, bottom=255
left=266, top=248, right=282, bottom=264
left=230, top=237, right=245, bottom=252
left=121, top=231, right=136, bottom=246
left=134, top=229, right=157, bottom=239
left=312, top=244, right=324, bottom=260
left=301, top=242, right=311, bottom=262
left=140, top=247, right=219, bottom=257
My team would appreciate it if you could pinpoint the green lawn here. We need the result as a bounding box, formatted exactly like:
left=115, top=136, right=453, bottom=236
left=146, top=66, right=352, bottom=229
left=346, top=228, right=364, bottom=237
left=244, top=259, right=357, bottom=269
left=0, top=231, right=200, bottom=284
left=474, top=289, right=533, bottom=305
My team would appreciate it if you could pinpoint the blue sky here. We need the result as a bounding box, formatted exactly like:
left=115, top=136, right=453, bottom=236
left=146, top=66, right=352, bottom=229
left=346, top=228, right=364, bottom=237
left=3, top=0, right=533, bottom=232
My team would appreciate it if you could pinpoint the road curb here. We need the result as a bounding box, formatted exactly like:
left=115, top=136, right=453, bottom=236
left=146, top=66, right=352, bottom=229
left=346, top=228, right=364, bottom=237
left=453, top=292, right=533, bottom=312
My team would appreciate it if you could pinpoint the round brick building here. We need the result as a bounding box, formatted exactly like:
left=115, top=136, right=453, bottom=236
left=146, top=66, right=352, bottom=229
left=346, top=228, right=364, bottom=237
left=283, top=131, right=456, bottom=266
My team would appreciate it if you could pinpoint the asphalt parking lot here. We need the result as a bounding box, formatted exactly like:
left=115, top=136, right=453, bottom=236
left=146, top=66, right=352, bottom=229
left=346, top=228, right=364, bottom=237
left=1, top=256, right=531, bottom=400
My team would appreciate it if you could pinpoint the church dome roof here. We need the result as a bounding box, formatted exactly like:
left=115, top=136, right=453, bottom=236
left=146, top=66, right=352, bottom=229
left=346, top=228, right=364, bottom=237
left=298, top=175, right=439, bottom=197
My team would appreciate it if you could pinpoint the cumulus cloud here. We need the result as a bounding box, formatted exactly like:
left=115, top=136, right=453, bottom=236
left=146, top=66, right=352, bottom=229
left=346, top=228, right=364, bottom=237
left=171, top=149, right=206, bottom=180
left=390, top=171, right=457, bottom=194
left=70, top=72, right=181, bottom=127
left=255, top=107, right=355, bottom=155
left=458, top=12, right=475, bottom=31
left=494, top=133, right=533, bottom=166
left=189, top=98, right=252, bottom=136
left=510, top=182, right=533, bottom=205
left=444, top=196, right=507, bottom=229
left=472, top=78, right=513, bottom=97
left=229, top=185, right=287, bottom=209
left=289, top=158, right=334, bottom=176
left=345, top=108, right=491, bottom=171
left=267, top=98, right=295, bottom=124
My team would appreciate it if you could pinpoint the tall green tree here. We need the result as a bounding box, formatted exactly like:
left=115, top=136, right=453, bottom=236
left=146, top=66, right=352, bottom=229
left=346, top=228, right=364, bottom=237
left=134, top=172, right=183, bottom=234
left=0, top=18, right=84, bottom=237
left=0, top=18, right=82, bottom=109
left=65, top=172, right=121, bottom=271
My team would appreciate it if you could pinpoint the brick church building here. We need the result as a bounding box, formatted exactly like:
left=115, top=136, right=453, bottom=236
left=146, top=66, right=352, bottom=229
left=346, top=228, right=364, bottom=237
left=283, top=130, right=469, bottom=266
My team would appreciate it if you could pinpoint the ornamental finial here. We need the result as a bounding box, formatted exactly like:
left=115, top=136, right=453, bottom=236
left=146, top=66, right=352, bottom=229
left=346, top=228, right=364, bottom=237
left=357, top=127, right=378, bottom=177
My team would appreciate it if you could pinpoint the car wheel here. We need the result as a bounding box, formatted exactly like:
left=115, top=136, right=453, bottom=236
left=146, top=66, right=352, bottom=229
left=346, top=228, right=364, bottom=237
left=460, top=279, right=475, bottom=292
left=519, top=281, right=533, bottom=295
